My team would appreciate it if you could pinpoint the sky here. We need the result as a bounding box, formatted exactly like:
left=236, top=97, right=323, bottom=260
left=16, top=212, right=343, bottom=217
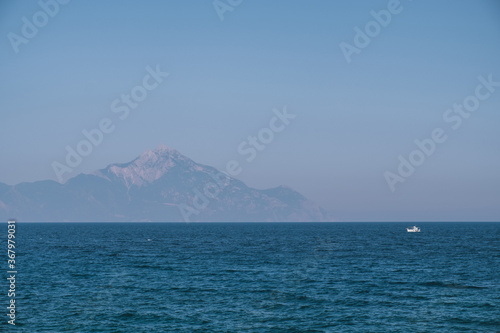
left=1, top=0, right=499, bottom=221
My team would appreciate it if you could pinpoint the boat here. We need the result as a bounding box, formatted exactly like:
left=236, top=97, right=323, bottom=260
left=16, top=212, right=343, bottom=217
left=406, top=226, right=420, bottom=232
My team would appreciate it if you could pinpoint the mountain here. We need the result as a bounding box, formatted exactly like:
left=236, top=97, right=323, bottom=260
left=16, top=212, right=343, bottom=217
left=0, top=145, right=331, bottom=222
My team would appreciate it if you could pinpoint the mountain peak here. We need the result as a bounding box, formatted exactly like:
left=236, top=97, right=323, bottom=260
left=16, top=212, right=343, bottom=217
left=139, top=144, right=181, bottom=161
left=152, top=144, right=179, bottom=156
left=104, top=144, right=187, bottom=187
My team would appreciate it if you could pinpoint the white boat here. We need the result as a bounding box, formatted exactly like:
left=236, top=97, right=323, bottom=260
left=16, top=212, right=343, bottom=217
left=406, top=226, right=420, bottom=232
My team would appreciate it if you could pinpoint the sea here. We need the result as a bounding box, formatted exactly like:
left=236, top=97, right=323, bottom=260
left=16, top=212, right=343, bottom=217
left=5, top=222, right=500, bottom=332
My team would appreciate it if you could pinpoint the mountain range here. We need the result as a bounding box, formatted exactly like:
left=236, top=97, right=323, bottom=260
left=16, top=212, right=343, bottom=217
left=0, top=145, right=331, bottom=222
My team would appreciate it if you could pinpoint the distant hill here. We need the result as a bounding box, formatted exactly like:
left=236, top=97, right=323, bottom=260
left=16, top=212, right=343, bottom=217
left=0, top=145, right=331, bottom=222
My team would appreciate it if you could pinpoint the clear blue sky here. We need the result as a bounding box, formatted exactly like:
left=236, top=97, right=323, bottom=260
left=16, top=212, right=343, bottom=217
left=1, top=0, right=499, bottom=221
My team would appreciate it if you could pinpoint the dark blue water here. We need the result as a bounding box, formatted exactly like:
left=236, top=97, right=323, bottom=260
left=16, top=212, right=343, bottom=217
left=6, top=223, right=500, bottom=332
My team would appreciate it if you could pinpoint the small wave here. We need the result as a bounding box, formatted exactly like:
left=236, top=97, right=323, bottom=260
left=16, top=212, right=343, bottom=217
left=132, top=264, right=163, bottom=269
left=420, top=281, right=487, bottom=289
left=117, top=311, right=136, bottom=318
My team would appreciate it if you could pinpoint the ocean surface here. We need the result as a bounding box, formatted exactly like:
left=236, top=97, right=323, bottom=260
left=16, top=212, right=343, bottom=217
left=6, top=222, right=500, bottom=332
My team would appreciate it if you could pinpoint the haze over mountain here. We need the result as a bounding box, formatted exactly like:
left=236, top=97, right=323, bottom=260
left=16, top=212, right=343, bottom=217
left=0, top=145, right=330, bottom=222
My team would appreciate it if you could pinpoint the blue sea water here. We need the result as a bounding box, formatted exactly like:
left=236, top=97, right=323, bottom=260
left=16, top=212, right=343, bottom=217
left=5, top=222, right=500, bottom=332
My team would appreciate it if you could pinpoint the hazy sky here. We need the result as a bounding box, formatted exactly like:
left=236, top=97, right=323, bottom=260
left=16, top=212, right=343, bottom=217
left=1, top=0, right=499, bottom=221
